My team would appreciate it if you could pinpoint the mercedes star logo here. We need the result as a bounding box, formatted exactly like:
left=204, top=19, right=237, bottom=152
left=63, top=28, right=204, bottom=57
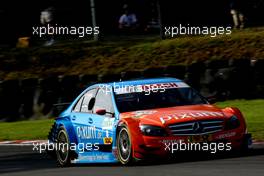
left=192, top=122, right=203, bottom=133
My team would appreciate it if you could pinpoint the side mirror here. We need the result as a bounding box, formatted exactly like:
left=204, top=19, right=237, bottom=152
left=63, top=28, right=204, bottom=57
left=95, top=109, right=106, bottom=115
left=206, top=96, right=217, bottom=104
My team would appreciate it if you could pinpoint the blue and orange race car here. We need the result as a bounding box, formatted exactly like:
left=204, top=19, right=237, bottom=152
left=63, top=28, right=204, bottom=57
left=48, top=77, right=251, bottom=166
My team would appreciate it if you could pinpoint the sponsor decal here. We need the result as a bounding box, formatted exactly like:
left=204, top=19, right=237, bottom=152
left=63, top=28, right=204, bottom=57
left=105, top=130, right=109, bottom=137
left=103, top=137, right=113, bottom=144
left=142, top=82, right=189, bottom=90
left=141, top=82, right=177, bottom=92
left=115, top=82, right=189, bottom=95
left=122, top=110, right=157, bottom=119
left=188, top=135, right=213, bottom=143
left=102, top=118, right=115, bottom=130
left=215, top=132, right=236, bottom=139
left=76, top=126, right=99, bottom=139
left=132, top=110, right=157, bottom=118
left=78, top=154, right=110, bottom=161
left=160, top=111, right=224, bottom=124
left=160, top=139, right=184, bottom=144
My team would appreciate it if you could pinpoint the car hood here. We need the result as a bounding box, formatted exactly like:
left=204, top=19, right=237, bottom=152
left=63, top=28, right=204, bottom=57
left=120, top=104, right=226, bottom=127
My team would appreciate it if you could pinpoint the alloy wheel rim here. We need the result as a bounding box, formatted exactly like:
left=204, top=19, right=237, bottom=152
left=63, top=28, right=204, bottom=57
left=119, top=128, right=131, bottom=162
left=57, top=130, right=69, bottom=163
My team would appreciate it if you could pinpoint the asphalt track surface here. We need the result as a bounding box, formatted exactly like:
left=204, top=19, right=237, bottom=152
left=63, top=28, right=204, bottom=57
left=0, top=144, right=264, bottom=176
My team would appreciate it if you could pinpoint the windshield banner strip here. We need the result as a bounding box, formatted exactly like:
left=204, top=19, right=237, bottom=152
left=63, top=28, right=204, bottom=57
left=115, top=82, right=189, bottom=95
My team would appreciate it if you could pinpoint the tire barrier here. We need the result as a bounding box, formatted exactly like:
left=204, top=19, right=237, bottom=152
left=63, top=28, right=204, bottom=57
left=205, top=59, right=229, bottom=69
left=228, top=59, right=252, bottom=99
left=200, top=68, right=218, bottom=98
left=214, top=67, right=234, bottom=100
left=1, top=58, right=264, bottom=121
left=164, top=65, right=186, bottom=80
left=0, top=80, right=21, bottom=121
left=142, top=67, right=166, bottom=78
left=79, top=74, right=98, bottom=89
left=38, top=77, right=60, bottom=116
left=120, top=71, right=143, bottom=80
left=185, top=62, right=206, bottom=91
left=20, top=78, right=38, bottom=119
left=97, top=74, right=121, bottom=83
left=252, top=59, right=264, bottom=98
left=60, top=75, right=80, bottom=103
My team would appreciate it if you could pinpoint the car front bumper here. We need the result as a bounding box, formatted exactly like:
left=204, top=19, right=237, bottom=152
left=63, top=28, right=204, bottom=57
left=133, top=130, right=252, bottom=159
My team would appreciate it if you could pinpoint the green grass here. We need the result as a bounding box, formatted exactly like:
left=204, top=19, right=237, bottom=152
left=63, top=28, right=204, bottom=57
left=0, top=119, right=54, bottom=141
left=0, top=99, right=263, bottom=141
left=216, top=99, right=264, bottom=141
left=1, top=28, right=264, bottom=80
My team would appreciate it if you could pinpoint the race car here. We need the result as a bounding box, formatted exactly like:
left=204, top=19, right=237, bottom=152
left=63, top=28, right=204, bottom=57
left=48, top=77, right=252, bottom=166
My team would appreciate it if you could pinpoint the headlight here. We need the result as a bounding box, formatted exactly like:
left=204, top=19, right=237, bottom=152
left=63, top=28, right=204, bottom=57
left=139, top=125, right=167, bottom=136
left=225, top=115, right=240, bottom=130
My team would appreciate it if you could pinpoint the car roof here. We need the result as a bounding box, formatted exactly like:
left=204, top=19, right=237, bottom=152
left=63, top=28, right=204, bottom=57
left=93, top=77, right=183, bottom=87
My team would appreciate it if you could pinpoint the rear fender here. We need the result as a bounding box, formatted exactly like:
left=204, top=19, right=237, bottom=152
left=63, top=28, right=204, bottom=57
left=53, top=117, right=78, bottom=145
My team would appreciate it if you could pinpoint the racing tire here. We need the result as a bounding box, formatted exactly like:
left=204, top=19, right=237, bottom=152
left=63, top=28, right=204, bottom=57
left=240, top=134, right=252, bottom=152
left=55, top=126, right=71, bottom=167
left=117, top=125, right=133, bottom=165
left=46, top=123, right=57, bottom=159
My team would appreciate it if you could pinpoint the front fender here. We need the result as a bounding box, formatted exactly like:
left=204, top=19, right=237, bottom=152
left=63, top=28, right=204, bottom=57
left=222, top=107, right=247, bottom=132
left=117, top=118, right=145, bottom=157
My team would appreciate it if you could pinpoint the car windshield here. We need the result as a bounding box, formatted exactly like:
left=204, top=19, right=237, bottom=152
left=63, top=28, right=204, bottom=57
left=115, top=87, right=208, bottom=113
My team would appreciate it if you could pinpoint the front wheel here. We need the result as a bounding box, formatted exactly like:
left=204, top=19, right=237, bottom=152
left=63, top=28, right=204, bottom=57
left=240, top=133, right=252, bottom=152
left=117, top=125, right=133, bottom=165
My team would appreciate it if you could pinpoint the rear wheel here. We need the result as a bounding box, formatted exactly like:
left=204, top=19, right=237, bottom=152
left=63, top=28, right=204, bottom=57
left=117, top=125, right=133, bottom=165
left=55, top=126, right=71, bottom=167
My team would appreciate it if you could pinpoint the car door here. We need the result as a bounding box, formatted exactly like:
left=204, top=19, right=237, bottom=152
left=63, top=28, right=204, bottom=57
left=90, top=87, right=115, bottom=151
left=71, top=88, right=98, bottom=152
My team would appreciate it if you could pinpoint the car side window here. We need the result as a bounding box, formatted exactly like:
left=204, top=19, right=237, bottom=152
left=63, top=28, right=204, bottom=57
left=80, top=88, right=97, bottom=113
left=93, top=88, right=114, bottom=116
left=73, top=96, right=84, bottom=112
